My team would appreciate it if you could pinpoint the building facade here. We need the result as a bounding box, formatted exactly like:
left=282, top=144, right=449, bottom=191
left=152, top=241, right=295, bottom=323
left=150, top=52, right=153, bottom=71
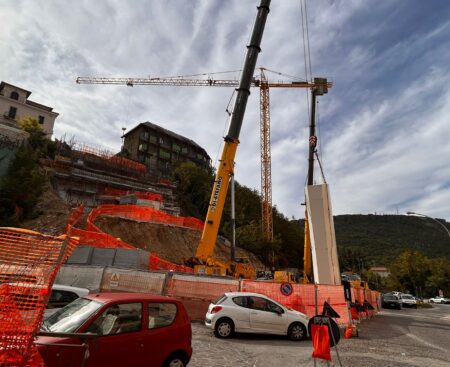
left=0, top=81, right=59, bottom=137
left=123, top=122, right=211, bottom=179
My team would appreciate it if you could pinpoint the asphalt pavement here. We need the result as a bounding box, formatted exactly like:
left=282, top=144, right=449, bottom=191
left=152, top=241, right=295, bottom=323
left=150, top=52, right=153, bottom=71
left=189, top=304, right=450, bottom=367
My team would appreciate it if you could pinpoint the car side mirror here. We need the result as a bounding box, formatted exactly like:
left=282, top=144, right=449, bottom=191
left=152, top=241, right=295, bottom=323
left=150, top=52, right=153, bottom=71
left=275, top=308, right=284, bottom=315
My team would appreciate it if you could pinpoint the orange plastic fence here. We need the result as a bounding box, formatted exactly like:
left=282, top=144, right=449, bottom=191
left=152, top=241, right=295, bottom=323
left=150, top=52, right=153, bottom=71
left=241, top=281, right=350, bottom=325
left=102, top=188, right=163, bottom=202
left=67, top=225, right=135, bottom=249
left=65, top=204, right=85, bottom=229
left=86, top=205, right=204, bottom=232
left=149, top=253, right=194, bottom=273
left=0, top=228, right=78, bottom=367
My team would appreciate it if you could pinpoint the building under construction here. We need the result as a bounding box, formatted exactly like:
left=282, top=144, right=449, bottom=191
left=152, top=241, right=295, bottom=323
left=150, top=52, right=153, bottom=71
left=46, top=122, right=211, bottom=214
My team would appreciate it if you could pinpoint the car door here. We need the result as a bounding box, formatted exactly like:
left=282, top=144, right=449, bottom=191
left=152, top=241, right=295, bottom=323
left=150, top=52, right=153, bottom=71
left=141, top=302, right=184, bottom=366
left=229, top=296, right=251, bottom=330
left=84, top=302, right=145, bottom=367
left=249, top=296, right=287, bottom=334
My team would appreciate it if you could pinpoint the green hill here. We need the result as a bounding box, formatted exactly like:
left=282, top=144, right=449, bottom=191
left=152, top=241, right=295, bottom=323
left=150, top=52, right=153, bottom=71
left=329, top=214, right=450, bottom=267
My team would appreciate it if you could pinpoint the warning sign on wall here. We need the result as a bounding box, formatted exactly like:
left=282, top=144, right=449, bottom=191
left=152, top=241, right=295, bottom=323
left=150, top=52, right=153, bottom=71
left=110, top=273, right=120, bottom=287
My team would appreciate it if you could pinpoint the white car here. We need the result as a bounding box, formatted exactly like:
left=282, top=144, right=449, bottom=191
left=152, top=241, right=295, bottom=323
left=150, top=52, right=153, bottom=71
left=205, top=292, right=309, bottom=341
left=429, top=296, right=450, bottom=304
left=399, top=293, right=417, bottom=308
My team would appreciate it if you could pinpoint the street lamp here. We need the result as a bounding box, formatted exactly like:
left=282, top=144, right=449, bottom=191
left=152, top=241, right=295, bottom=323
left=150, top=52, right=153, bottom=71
left=406, top=211, right=450, bottom=239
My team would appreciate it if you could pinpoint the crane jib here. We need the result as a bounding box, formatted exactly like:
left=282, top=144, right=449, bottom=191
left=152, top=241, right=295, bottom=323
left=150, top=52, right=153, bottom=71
left=210, top=176, right=223, bottom=213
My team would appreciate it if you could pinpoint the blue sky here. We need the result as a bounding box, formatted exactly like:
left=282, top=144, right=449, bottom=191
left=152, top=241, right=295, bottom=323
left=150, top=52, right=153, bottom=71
left=1, top=0, right=450, bottom=221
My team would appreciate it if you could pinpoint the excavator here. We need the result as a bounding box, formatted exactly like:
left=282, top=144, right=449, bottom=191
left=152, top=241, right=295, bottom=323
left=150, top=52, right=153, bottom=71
left=185, top=0, right=271, bottom=279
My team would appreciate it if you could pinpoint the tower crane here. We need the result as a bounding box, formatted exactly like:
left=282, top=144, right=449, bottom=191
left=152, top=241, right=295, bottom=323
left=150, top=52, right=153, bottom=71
left=76, top=71, right=331, bottom=246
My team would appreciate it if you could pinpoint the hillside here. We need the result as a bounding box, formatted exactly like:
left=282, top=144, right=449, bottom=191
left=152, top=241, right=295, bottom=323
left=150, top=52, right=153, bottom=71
left=297, top=214, right=450, bottom=267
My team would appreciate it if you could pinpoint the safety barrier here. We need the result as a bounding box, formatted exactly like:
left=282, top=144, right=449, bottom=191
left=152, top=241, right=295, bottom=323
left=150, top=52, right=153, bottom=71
left=86, top=204, right=204, bottom=232
left=241, top=281, right=350, bottom=325
left=0, top=228, right=78, bottom=367
left=67, top=225, right=135, bottom=249
left=165, top=274, right=239, bottom=320
left=149, top=253, right=194, bottom=273
left=100, top=268, right=166, bottom=295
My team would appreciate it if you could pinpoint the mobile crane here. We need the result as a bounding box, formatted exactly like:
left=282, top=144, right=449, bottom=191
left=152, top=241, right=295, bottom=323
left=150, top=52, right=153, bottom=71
left=186, top=0, right=271, bottom=278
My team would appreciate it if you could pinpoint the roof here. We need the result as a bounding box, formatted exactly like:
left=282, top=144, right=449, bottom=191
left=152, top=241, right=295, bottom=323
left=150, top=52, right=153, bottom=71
left=85, top=292, right=180, bottom=303
left=124, top=121, right=210, bottom=158
left=0, top=81, right=32, bottom=98
left=26, top=99, right=55, bottom=113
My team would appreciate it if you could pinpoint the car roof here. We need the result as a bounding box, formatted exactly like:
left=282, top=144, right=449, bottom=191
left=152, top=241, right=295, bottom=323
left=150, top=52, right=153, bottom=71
left=84, top=292, right=180, bottom=304
left=52, top=284, right=90, bottom=294
left=224, top=292, right=273, bottom=298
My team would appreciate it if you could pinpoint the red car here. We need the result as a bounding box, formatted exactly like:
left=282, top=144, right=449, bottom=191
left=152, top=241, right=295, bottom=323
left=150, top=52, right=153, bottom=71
left=36, top=293, right=192, bottom=367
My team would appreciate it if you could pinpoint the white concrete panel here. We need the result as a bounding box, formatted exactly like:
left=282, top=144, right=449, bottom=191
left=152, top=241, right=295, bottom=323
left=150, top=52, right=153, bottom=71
left=305, top=184, right=341, bottom=285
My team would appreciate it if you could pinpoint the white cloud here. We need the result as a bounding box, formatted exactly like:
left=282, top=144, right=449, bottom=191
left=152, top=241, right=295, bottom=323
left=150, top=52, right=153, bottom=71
left=1, top=0, right=450, bottom=223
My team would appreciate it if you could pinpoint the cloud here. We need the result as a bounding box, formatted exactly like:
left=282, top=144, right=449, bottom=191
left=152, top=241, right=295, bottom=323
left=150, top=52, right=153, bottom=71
left=1, top=0, right=450, bottom=223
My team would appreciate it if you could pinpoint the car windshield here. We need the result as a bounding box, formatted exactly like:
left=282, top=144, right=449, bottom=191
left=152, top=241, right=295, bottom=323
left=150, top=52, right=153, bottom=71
left=402, top=295, right=414, bottom=300
left=42, top=298, right=103, bottom=333
left=384, top=296, right=397, bottom=301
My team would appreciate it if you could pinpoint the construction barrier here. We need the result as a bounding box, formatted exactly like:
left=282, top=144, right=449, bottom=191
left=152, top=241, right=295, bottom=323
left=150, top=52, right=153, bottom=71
left=241, top=281, right=350, bottom=325
left=65, top=204, right=85, bottom=229
left=149, top=253, right=194, bottom=273
left=86, top=204, right=204, bottom=232
left=165, top=274, right=239, bottom=320
left=0, top=228, right=78, bottom=367
left=100, top=268, right=166, bottom=295
left=55, top=265, right=105, bottom=293
left=67, top=225, right=135, bottom=249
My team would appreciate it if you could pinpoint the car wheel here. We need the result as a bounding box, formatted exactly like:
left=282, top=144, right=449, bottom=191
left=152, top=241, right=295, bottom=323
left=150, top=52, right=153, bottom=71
left=430, top=300, right=434, bottom=303
left=214, top=318, right=234, bottom=338
left=288, top=322, right=307, bottom=341
left=163, top=353, right=187, bottom=367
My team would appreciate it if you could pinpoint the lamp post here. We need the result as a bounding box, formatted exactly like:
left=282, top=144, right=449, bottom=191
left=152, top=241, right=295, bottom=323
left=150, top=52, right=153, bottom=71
left=406, top=211, right=450, bottom=239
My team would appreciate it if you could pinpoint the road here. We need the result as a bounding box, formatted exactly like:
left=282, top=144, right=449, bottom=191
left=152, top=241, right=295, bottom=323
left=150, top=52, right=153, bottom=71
left=189, top=304, right=450, bottom=366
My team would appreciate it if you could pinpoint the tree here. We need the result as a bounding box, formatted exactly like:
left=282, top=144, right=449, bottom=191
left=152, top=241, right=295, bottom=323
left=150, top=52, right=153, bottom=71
left=388, top=250, right=432, bottom=296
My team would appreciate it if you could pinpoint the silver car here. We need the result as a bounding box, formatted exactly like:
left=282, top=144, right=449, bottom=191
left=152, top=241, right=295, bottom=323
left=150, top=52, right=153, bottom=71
left=205, top=292, right=309, bottom=341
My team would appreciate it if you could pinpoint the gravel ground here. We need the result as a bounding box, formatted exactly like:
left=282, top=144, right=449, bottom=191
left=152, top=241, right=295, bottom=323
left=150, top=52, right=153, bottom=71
left=189, top=304, right=450, bottom=367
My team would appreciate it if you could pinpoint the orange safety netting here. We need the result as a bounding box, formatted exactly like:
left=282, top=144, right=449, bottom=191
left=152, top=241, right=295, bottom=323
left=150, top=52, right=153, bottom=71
left=65, top=204, right=85, bottom=228
left=149, top=254, right=194, bottom=273
left=102, top=188, right=163, bottom=202
left=66, top=225, right=135, bottom=249
left=241, top=281, right=350, bottom=325
left=86, top=205, right=204, bottom=232
left=0, top=228, right=78, bottom=367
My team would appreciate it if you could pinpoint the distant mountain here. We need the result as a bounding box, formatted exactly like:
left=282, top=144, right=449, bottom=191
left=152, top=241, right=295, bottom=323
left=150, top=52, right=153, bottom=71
left=330, top=214, right=450, bottom=266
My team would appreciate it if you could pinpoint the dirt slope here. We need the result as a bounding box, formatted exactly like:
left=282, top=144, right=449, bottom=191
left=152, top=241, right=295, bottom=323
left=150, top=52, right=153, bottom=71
left=94, top=215, right=264, bottom=269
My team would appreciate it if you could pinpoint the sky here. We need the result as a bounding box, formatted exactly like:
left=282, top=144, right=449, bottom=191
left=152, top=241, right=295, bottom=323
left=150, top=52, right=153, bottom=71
left=1, top=0, right=450, bottom=222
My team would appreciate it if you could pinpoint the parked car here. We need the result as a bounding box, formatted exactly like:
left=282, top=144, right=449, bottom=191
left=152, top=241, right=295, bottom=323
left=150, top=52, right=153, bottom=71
left=429, top=296, right=450, bottom=304
left=399, top=294, right=417, bottom=308
left=36, top=293, right=192, bottom=367
left=205, top=292, right=309, bottom=341
left=44, top=284, right=90, bottom=317
left=381, top=294, right=402, bottom=310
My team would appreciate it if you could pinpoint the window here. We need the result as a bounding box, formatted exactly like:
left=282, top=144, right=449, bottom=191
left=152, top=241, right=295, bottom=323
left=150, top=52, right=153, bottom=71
left=140, top=131, right=149, bottom=140
left=197, top=153, right=204, bottom=160
left=148, top=303, right=177, bottom=329
left=138, top=143, right=148, bottom=152
left=232, top=296, right=249, bottom=308
left=10, top=91, right=19, bottom=100
left=48, top=290, right=79, bottom=309
left=86, top=303, right=142, bottom=335
left=172, top=143, right=181, bottom=152
left=149, top=135, right=157, bottom=144
left=38, top=115, right=45, bottom=125
left=159, top=149, right=171, bottom=160
left=8, top=106, right=17, bottom=119
left=181, top=147, right=188, bottom=154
